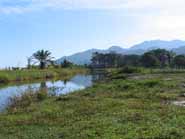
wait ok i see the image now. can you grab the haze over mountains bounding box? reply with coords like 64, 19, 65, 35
56, 40, 185, 65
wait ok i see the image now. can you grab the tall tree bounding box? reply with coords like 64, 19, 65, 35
33, 50, 54, 69
144, 49, 173, 68
27, 56, 33, 69
141, 52, 160, 68
61, 59, 73, 68
119, 55, 141, 67
173, 55, 185, 69
167, 51, 176, 67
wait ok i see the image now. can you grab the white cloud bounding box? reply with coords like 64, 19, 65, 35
123, 15, 185, 45
1, 0, 185, 45
0, 0, 185, 14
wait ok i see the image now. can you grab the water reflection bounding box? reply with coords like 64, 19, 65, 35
0, 74, 100, 111
91, 69, 107, 81
40, 82, 47, 89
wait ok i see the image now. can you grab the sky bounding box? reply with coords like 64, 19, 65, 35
0, 0, 185, 67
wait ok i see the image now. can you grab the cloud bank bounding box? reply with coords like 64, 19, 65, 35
0, 0, 185, 14
0, 0, 184, 45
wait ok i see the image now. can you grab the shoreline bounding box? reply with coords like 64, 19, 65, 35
0, 68, 88, 85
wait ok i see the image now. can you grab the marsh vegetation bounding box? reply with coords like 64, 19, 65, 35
0, 68, 185, 138
1, 49, 185, 138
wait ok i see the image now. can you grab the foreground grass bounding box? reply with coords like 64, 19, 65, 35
1, 72, 185, 138
0, 68, 87, 84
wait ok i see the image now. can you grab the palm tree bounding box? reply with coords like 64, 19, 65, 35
33, 50, 54, 69
27, 56, 33, 69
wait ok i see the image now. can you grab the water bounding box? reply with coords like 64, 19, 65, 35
0, 74, 101, 111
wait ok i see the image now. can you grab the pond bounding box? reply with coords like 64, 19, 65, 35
0, 73, 105, 112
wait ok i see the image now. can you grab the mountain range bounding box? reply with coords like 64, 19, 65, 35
56, 40, 185, 65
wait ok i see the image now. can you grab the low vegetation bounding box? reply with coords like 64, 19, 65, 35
1, 49, 185, 138
91, 49, 185, 69
1, 70, 185, 138
0, 68, 87, 84
0, 49, 87, 84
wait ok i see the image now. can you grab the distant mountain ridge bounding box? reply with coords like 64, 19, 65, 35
130, 40, 185, 50
56, 40, 185, 65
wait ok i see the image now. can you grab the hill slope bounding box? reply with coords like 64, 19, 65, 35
56, 40, 185, 65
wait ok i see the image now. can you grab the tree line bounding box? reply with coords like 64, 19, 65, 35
27, 50, 76, 70
91, 49, 185, 69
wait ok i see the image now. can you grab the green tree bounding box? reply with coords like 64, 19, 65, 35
91, 52, 105, 68
27, 56, 33, 69
118, 55, 141, 67
148, 49, 172, 68
61, 59, 73, 68
168, 51, 176, 67
33, 50, 54, 69
173, 55, 185, 69
141, 52, 160, 68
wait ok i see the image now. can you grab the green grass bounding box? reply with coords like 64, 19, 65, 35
1, 71, 185, 138
0, 68, 87, 84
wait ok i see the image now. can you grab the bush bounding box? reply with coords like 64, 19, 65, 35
37, 90, 48, 101
120, 66, 141, 74
144, 80, 160, 87
138, 80, 160, 87
0, 75, 9, 83
8, 92, 35, 113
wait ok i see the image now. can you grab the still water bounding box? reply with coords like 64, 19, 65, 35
0, 74, 104, 111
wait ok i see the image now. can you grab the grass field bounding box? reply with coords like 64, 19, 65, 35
0, 68, 87, 84
1, 70, 185, 138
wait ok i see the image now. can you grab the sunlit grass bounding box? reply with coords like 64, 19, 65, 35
1, 71, 185, 138
0, 68, 87, 84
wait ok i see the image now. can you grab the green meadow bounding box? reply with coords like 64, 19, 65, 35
0, 68, 87, 84
1, 1, 185, 138
1, 69, 185, 139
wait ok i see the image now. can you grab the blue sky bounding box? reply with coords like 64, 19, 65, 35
0, 0, 185, 67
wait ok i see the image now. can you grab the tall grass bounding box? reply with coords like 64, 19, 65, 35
0, 68, 87, 84
7, 87, 50, 113
1, 72, 185, 138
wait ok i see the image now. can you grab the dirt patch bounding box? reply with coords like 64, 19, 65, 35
172, 101, 185, 107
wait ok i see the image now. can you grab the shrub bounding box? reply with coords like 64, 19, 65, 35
37, 90, 48, 101
138, 80, 160, 87
0, 75, 9, 84
120, 66, 141, 74
8, 92, 35, 113
111, 74, 127, 80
